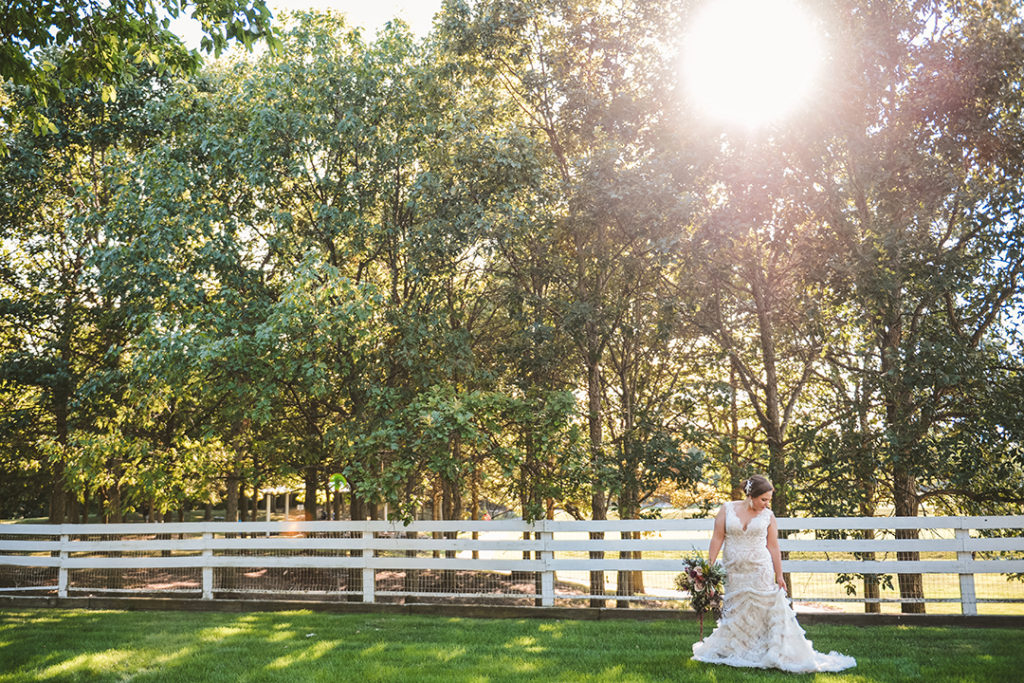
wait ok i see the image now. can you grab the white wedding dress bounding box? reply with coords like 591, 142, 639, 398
691, 502, 856, 673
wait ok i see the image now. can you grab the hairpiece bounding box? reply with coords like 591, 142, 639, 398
744, 479, 752, 495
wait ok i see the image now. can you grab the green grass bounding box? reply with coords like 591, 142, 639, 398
0, 609, 1021, 682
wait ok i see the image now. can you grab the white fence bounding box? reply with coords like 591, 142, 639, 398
1, 516, 1022, 615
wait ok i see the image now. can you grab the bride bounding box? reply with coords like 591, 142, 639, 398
692, 475, 856, 673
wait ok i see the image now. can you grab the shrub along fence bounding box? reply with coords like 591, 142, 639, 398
1, 516, 1021, 614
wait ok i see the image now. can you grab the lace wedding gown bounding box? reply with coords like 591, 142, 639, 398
691, 502, 856, 673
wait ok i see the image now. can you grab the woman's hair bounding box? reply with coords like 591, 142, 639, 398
743, 475, 774, 498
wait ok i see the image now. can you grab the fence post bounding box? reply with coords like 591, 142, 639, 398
955, 524, 977, 616
57, 531, 69, 598
539, 525, 554, 607
362, 528, 375, 603
202, 532, 213, 600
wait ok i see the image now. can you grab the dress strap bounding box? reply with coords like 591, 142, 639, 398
724, 501, 739, 523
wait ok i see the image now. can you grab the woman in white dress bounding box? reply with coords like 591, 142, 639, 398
692, 475, 856, 673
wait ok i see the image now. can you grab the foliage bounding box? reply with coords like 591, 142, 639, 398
0, 62, 187, 521
2, 1, 1023, 532
0, 0, 280, 139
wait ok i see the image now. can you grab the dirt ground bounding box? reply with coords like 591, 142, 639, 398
0, 565, 680, 608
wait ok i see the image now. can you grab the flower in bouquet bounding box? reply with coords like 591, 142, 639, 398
675, 555, 726, 637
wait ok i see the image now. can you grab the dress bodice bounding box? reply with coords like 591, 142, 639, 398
722, 502, 772, 569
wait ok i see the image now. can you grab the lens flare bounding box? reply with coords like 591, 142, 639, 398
682, 0, 823, 128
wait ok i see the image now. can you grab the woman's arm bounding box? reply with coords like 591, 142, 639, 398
766, 514, 787, 592
708, 505, 727, 564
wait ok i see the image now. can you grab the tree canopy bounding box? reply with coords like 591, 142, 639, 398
2, 0, 1023, 611
0, 0, 279, 136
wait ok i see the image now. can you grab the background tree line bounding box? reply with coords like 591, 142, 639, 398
2, 0, 1023, 612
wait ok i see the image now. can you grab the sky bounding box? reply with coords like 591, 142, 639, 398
170, 0, 446, 51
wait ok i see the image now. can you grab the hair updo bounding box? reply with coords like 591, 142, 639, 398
743, 475, 774, 498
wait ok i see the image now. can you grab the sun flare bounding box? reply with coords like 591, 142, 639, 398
682, 0, 823, 128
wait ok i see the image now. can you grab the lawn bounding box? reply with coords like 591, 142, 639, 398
0, 609, 1021, 682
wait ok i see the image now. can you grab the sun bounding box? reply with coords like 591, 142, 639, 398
682, 0, 823, 129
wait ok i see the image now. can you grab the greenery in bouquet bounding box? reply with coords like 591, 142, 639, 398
675, 555, 726, 637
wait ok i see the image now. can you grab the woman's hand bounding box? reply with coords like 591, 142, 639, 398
777, 578, 788, 594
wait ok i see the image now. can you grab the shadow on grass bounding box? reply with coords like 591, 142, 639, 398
0, 609, 1020, 682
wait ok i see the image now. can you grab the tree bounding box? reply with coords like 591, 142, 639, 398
806, 0, 1024, 611
440, 0, 698, 606
132, 11, 550, 527
0, 0, 279, 139
683, 114, 870, 525
0, 63, 188, 522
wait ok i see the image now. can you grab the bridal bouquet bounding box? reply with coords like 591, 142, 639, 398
675, 555, 726, 637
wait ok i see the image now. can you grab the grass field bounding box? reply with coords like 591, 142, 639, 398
0, 609, 1021, 682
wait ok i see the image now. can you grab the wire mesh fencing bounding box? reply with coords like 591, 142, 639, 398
0, 528, 58, 593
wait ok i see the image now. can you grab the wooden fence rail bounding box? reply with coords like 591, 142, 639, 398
1, 516, 1021, 614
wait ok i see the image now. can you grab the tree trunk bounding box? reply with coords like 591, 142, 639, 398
856, 394, 881, 613
894, 465, 925, 613
534, 502, 556, 607
225, 472, 240, 523
403, 528, 418, 602
250, 483, 259, 522
304, 467, 318, 521
513, 474, 534, 584
616, 483, 640, 608
880, 313, 925, 614
615, 369, 644, 608
615, 530, 633, 608
106, 476, 123, 524
752, 273, 789, 519
441, 473, 460, 594
401, 481, 419, 601
728, 359, 745, 501
347, 495, 365, 602
471, 466, 480, 560
48, 347, 72, 524
587, 359, 608, 608
861, 531, 881, 614
753, 274, 792, 594
48, 461, 68, 524
858, 497, 881, 614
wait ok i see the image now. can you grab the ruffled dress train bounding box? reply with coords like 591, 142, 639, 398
691, 503, 856, 673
